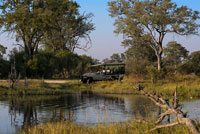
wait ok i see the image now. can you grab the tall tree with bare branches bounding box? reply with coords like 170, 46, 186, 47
108, 0, 200, 72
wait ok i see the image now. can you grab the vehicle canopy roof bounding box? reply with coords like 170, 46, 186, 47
91, 62, 125, 67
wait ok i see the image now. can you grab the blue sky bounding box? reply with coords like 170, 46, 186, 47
0, 0, 200, 61
75, 0, 200, 61
75, 0, 124, 61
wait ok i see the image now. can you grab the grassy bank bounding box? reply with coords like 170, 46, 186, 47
85, 75, 200, 98
22, 120, 192, 134
0, 80, 85, 95
0, 75, 200, 98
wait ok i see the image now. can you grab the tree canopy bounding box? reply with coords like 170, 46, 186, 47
0, 0, 95, 58
125, 43, 156, 76
0, 44, 7, 58
108, 0, 200, 71
163, 41, 188, 66
42, 0, 95, 52
190, 51, 200, 76
110, 53, 125, 63
0, 0, 46, 57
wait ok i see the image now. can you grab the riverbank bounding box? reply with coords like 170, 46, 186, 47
0, 79, 85, 95
22, 120, 192, 134
0, 75, 200, 98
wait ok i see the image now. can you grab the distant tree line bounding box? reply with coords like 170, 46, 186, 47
108, 41, 200, 80
0, 47, 98, 79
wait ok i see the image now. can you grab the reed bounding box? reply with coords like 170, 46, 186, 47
21, 120, 192, 134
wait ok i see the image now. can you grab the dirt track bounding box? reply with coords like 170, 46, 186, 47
0, 79, 78, 84
44, 80, 71, 84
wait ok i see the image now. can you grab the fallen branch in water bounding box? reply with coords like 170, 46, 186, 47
136, 85, 199, 134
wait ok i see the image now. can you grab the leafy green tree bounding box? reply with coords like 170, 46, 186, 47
0, 44, 7, 58
54, 50, 95, 78
108, 0, 199, 72
77, 55, 95, 75
9, 48, 28, 77
27, 50, 55, 78
0, 58, 9, 78
177, 62, 194, 75
0, 0, 94, 58
8, 48, 96, 78
163, 41, 188, 73
125, 43, 156, 76
0, 0, 47, 58
41, 0, 95, 52
110, 53, 122, 63
190, 51, 200, 76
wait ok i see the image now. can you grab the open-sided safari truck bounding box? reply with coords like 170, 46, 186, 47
80, 63, 125, 83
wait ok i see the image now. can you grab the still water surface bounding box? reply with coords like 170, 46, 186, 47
0, 93, 200, 134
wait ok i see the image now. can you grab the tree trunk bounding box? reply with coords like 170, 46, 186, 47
157, 54, 162, 72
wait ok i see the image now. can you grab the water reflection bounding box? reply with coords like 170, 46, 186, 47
0, 94, 173, 134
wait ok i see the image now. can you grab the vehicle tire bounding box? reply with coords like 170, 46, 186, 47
87, 78, 93, 84
82, 78, 87, 84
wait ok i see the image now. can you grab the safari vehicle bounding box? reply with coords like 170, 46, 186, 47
80, 63, 125, 83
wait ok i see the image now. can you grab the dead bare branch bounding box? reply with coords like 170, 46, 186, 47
136, 85, 199, 134
150, 122, 180, 132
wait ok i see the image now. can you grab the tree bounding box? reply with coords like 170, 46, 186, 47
163, 41, 188, 73
0, 0, 95, 58
190, 51, 200, 76
41, 0, 95, 52
110, 53, 123, 63
9, 47, 28, 77
0, 44, 7, 58
27, 50, 55, 78
125, 43, 156, 76
102, 58, 110, 64
75, 55, 96, 76
0, 0, 47, 58
0, 58, 9, 78
108, 0, 199, 72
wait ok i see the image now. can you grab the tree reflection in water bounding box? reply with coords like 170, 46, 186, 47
2, 94, 158, 133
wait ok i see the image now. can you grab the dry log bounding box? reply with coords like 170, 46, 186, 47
136, 85, 199, 134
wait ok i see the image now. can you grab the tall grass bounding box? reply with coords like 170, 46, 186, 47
21, 120, 191, 134
0, 79, 86, 95
0, 74, 200, 98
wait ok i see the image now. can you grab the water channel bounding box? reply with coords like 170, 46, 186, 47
0, 93, 200, 134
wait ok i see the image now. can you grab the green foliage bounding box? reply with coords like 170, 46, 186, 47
176, 62, 194, 75
0, 0, 95, 57
110, 53, 125, 63
164, 41, 188, 66
146, 66, 159, 82
0, 44, 7, 58
43, 0, 95, 52
27, 50, 55, 78
0, 0, 47, 57
6, 48, 95, 78
108, 0, 200, 71
110, 53, 122, 62
190, 51, 200, 76
125, 43, 156, 76
9, 48, 28, 77
0, 44, 8, 78
173, 51, 200, 76
102, 53, 125, 64
0, 58, 9, 78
